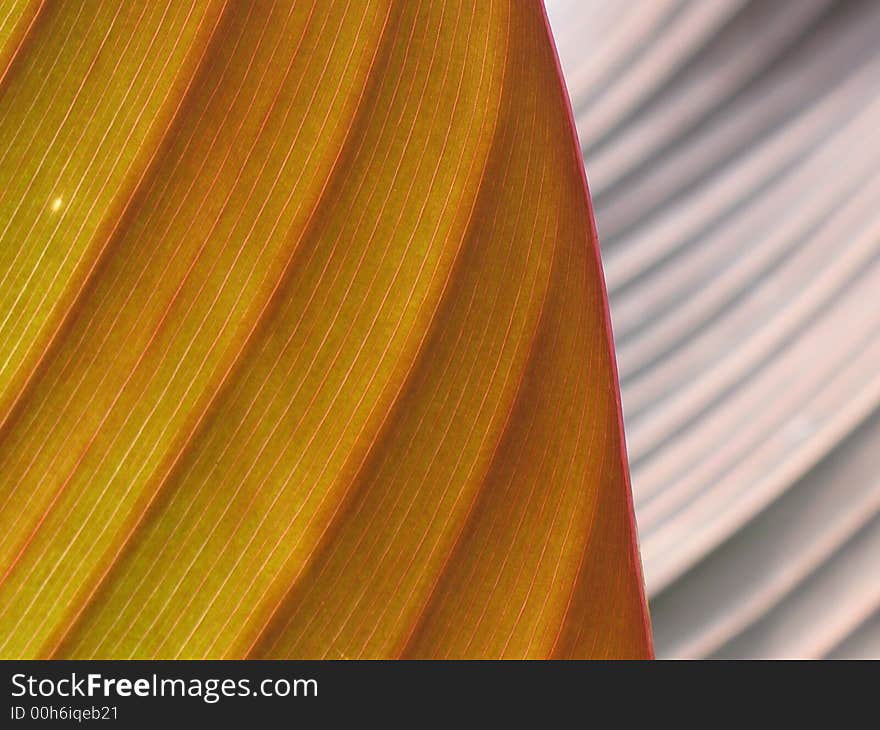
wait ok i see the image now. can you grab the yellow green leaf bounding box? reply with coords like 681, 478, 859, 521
0, 0, 651, 659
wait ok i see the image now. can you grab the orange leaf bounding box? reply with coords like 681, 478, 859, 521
0, 0, 651, 659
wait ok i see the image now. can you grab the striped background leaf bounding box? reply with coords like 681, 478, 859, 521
547, 0, 880, 658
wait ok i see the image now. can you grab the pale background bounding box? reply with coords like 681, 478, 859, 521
546, 0, 880, 658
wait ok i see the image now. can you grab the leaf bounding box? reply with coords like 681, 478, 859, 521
0, 1, 651, 659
